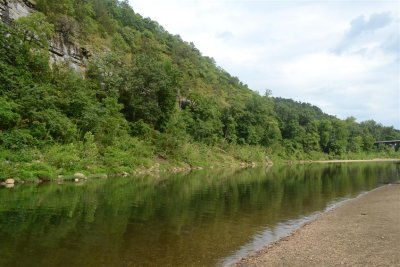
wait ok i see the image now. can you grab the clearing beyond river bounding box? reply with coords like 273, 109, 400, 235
236, 183, 400, 267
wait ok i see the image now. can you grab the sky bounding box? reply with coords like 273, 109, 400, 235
129, 0, 400, 129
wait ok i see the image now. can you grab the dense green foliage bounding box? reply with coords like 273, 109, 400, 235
0, 0, 399, 180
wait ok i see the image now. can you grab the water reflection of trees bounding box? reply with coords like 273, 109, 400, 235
0, 163, 398, 267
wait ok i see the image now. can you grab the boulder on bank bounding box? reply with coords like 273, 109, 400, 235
5, 178, 15, 184
73, 173, 87, 179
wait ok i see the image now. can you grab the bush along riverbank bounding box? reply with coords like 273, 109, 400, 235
1, 135, 398, 184
0, 138, 270, 183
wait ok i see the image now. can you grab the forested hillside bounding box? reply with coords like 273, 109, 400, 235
0, 0, 399, 180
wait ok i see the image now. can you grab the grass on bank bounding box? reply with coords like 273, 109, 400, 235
0, 135, 398, 182
0, 136, 268, 182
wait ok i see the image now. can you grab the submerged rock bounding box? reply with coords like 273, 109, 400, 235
88, 173, 108, 179
5, 183, 14, 188
98, 173, 108, 179
119, 171, 129, 177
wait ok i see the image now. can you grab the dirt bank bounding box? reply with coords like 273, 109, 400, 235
236, 183, 400, 267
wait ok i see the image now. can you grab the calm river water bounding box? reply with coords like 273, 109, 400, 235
0, 162, 398, 267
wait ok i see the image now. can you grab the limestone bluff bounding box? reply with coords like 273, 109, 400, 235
0, 0, 90, 72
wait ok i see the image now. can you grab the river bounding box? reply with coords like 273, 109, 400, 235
0, 162, 398, 267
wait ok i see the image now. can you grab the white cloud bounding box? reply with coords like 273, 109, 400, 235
129, 0, 400, 129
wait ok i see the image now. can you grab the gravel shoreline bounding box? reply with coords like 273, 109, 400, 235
235, 183, 400, 267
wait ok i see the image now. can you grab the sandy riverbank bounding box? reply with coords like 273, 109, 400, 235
236, 183, 400, 267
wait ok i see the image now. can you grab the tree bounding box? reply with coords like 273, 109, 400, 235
0, 97, 20, 130
348, 136, 363, 153
15, 12, 55, 47
328, 120, 349, 155
54, 15, 80, 41
260, 119, 282, 147
119, 54, 180, 131
235, 94, 275, 145
362, 134, 375, 152
221, 107, 238, 144
319, 120, 332, 153
36, 0, 76, 18
182, 93, 223, 144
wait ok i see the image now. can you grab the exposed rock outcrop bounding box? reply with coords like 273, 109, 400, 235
0, 0, 35, 23
49, 34, 91, 73
0, 0, 90, 72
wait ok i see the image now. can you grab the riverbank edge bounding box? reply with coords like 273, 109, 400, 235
0, 143, 272, 183
0, 160, 265, 185
1, 155, 398, 184
235, 182, 400, 266
295, 158, 400, 164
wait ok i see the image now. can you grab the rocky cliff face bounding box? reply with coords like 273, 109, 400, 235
49, 31, 91, 73
0, 0, 90, 72
0, 0, 34, 22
